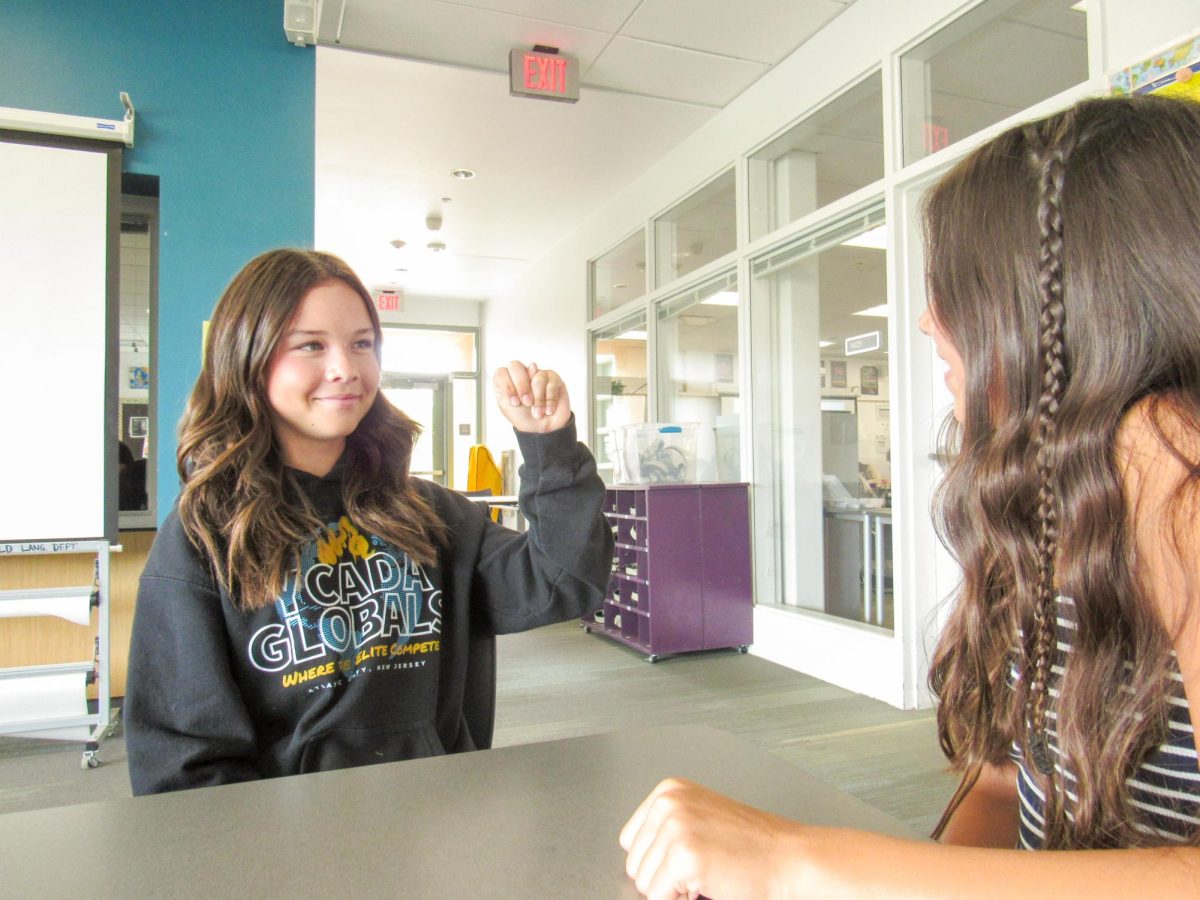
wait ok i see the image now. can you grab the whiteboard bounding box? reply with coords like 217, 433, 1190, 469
0, 133, 118, 542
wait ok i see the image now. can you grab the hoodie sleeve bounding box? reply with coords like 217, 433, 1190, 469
449, 415, 613, 634
124, 513, 261, 795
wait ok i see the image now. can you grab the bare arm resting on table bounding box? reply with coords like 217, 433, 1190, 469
937, 761, 1020, 849
619, 777, 1200, 899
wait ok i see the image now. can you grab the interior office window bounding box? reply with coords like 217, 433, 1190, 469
380, 326, 479, 489
118, 185, 159, 530
900, 0, 1088, 165
591, 311, 648, 485
589, 228, 647, 320
654, 169, 736, 288
656, 272, 741, 483
749, 205, 893, 632
748, 71, 883, 242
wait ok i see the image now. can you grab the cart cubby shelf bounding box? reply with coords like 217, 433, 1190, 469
583, 482, 753, 662
0, 540, 119, 768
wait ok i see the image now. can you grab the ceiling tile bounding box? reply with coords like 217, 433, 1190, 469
622, 0, 852, 64
325, 0, 611, 72
585, 36, 769, 107
315, 48, 715, 297
434, 0, 644, 33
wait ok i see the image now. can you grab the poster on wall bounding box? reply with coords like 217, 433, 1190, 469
830, 360, 847, 389
860, 365, 879, 396
714, 352, 735, 384
128, 366, 149, 389
1109, 29, 1200, 100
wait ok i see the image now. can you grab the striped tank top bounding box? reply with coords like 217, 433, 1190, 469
1011, 595, 1200, 848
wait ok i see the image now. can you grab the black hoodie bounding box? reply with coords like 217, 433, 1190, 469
125, 421, 611, 794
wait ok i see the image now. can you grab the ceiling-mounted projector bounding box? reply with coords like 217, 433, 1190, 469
284, 0, 322, 47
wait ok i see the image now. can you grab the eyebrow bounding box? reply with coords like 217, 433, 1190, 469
285, 327, 375, 337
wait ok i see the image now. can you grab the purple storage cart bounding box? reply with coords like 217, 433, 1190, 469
583, 483, 753, 662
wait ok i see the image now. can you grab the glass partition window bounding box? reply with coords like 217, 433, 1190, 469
589, 228, 647, 320
901, 0, 1088, 165
750, 208, 893, 632
591, 312, 648, 485
654, 169, 736, 288
656, 273, 741, 483
748, 71, 883, 241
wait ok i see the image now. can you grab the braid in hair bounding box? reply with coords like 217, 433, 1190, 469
1026, 128, 1074, 777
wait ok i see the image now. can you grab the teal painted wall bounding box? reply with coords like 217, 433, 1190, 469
1, 1, 316, 520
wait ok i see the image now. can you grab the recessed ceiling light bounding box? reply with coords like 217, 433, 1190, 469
450, 168, 476, 180
701, 291, 739, 307
390, 238, 406, 249
841, 224, 887, 250
613, 283, 628, 289
617, 329, 647, 340
427, 241, 447, 252
853, 304, 889, 318
819, 340, 834, 348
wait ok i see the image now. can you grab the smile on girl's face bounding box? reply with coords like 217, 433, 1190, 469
266, 279, 380, 476
918, 306, 966, 424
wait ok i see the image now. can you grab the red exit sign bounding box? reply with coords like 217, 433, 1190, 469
374, 291, 403, 312
923, 122, 950, 154
509, 47, 579, 103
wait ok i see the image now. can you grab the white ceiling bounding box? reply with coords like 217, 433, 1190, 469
309, 0, 861, 300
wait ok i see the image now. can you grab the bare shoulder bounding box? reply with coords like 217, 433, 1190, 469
1117, 396, 1200, 763
1115, 395, 1200, 510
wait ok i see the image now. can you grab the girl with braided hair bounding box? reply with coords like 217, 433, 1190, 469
619, 95, 1200, 897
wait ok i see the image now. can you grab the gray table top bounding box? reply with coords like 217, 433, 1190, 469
0, 724, 921, 897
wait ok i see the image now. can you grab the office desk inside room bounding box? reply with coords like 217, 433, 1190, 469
0, 725, 921, 897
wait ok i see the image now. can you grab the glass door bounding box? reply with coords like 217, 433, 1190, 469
382, 376, 449, 486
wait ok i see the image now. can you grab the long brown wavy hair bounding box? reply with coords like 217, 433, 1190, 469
925, 96, 1200, 847
176, 249, 446, 610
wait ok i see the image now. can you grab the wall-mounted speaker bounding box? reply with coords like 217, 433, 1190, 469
284, 0, 320, 47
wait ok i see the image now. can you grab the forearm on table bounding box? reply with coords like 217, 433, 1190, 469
937, 762, 1019, 848
790, 826, 1200, 898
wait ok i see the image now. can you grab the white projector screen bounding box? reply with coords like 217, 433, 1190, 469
0, 131, 119, 543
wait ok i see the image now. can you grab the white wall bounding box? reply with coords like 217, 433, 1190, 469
1102, 0, 1200, 67
483, 237, 595, 451
377, 293, 480, 328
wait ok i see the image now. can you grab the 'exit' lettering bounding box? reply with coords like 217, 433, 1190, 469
524, 54, 567, 94
509, 48, 579, 103
923, 123, 950, 154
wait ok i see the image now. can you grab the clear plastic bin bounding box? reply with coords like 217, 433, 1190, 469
617, 423, 699, 484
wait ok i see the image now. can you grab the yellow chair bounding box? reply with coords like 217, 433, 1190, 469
467, 445, 503, 522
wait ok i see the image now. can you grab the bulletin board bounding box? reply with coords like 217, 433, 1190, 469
1109, 28, 1200, 99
